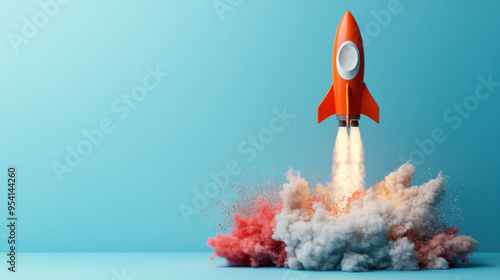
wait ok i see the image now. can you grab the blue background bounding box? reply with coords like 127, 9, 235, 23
0, 0, 499, 253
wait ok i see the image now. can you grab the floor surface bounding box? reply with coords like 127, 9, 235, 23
1, 252, 498, 280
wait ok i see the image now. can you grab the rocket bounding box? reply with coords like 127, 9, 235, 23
318, 11, 379, 128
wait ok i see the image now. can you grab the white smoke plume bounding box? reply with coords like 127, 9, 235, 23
272, 129, 477, 271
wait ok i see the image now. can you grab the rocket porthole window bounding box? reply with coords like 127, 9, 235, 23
336, 41, 360, 80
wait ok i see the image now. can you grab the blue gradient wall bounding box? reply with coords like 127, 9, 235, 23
0, 0, 499, 252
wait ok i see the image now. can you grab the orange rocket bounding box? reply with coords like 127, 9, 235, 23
318, 11, 379, 128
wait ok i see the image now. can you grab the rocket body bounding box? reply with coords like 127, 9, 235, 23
318, 11, 379, 128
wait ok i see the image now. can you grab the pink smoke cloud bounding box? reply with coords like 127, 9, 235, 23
207, 199, 286, 267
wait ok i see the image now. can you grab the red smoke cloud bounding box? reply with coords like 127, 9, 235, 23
207, 199, 286, 267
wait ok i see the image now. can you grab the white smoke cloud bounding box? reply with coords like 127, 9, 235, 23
273, 163, 476, 271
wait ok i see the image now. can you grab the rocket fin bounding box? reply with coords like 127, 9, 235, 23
318, 83, 336, 124
360, 83, 379, 124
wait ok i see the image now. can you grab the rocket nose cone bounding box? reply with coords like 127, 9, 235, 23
341, 10, 356, 25
338, 10, 362, 45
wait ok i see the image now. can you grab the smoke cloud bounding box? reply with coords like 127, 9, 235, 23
207, 199, 286, 267
208, 128, 477, 271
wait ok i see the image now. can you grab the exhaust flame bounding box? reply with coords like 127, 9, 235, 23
332, 127, 365, 212
207, 128, 477, 271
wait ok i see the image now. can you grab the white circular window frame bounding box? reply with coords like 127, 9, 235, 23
336, 41, 360, 80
